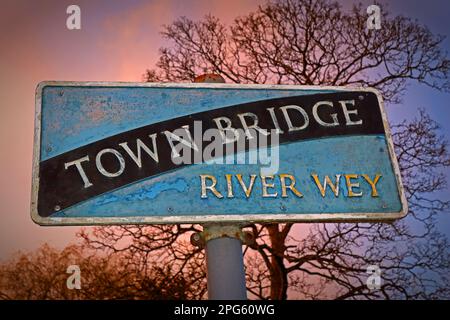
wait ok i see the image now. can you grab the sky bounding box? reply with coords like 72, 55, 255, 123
0, 0, 449, 261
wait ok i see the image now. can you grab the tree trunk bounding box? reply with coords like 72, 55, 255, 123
266, 224, 288, 300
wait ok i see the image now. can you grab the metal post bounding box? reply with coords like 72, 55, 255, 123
203, 224, 247, 300
192, 74, 248, 300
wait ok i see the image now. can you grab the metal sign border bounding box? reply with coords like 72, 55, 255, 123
31, 81, 408, 226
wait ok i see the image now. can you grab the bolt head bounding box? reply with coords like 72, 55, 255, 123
190, 232, 203, 247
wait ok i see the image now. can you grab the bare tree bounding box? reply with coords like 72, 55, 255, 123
0, 244, 197, 300
80, 225, 207, 299
82, 0, 450, 299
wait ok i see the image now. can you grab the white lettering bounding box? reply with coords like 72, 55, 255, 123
280, 105, 309, 132
119, 134, 159, 168
96, 148, 125, 177
64, 155, 92, 188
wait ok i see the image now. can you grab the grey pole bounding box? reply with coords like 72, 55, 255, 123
193, 74, 248, 300
203, 224, 248, 300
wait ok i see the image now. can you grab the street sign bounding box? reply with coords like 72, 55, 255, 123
31, 82, 407, 225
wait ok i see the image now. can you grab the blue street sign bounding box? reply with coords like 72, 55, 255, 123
31, 82, 407, 225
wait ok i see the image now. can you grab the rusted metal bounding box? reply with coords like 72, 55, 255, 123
194, 74, 225, 83
190, 224, 256, 248
190, 232, 205, 248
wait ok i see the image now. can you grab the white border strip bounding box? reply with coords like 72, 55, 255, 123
31, 81, 408, 226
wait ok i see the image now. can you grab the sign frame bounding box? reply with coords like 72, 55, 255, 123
31, 81, 408, 226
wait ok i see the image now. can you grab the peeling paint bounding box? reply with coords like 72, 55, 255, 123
95, 178, 189, 205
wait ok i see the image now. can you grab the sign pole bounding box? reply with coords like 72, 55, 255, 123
190, 224, 250, 299
203, 224, 248, 300
193, 74, 248, 300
